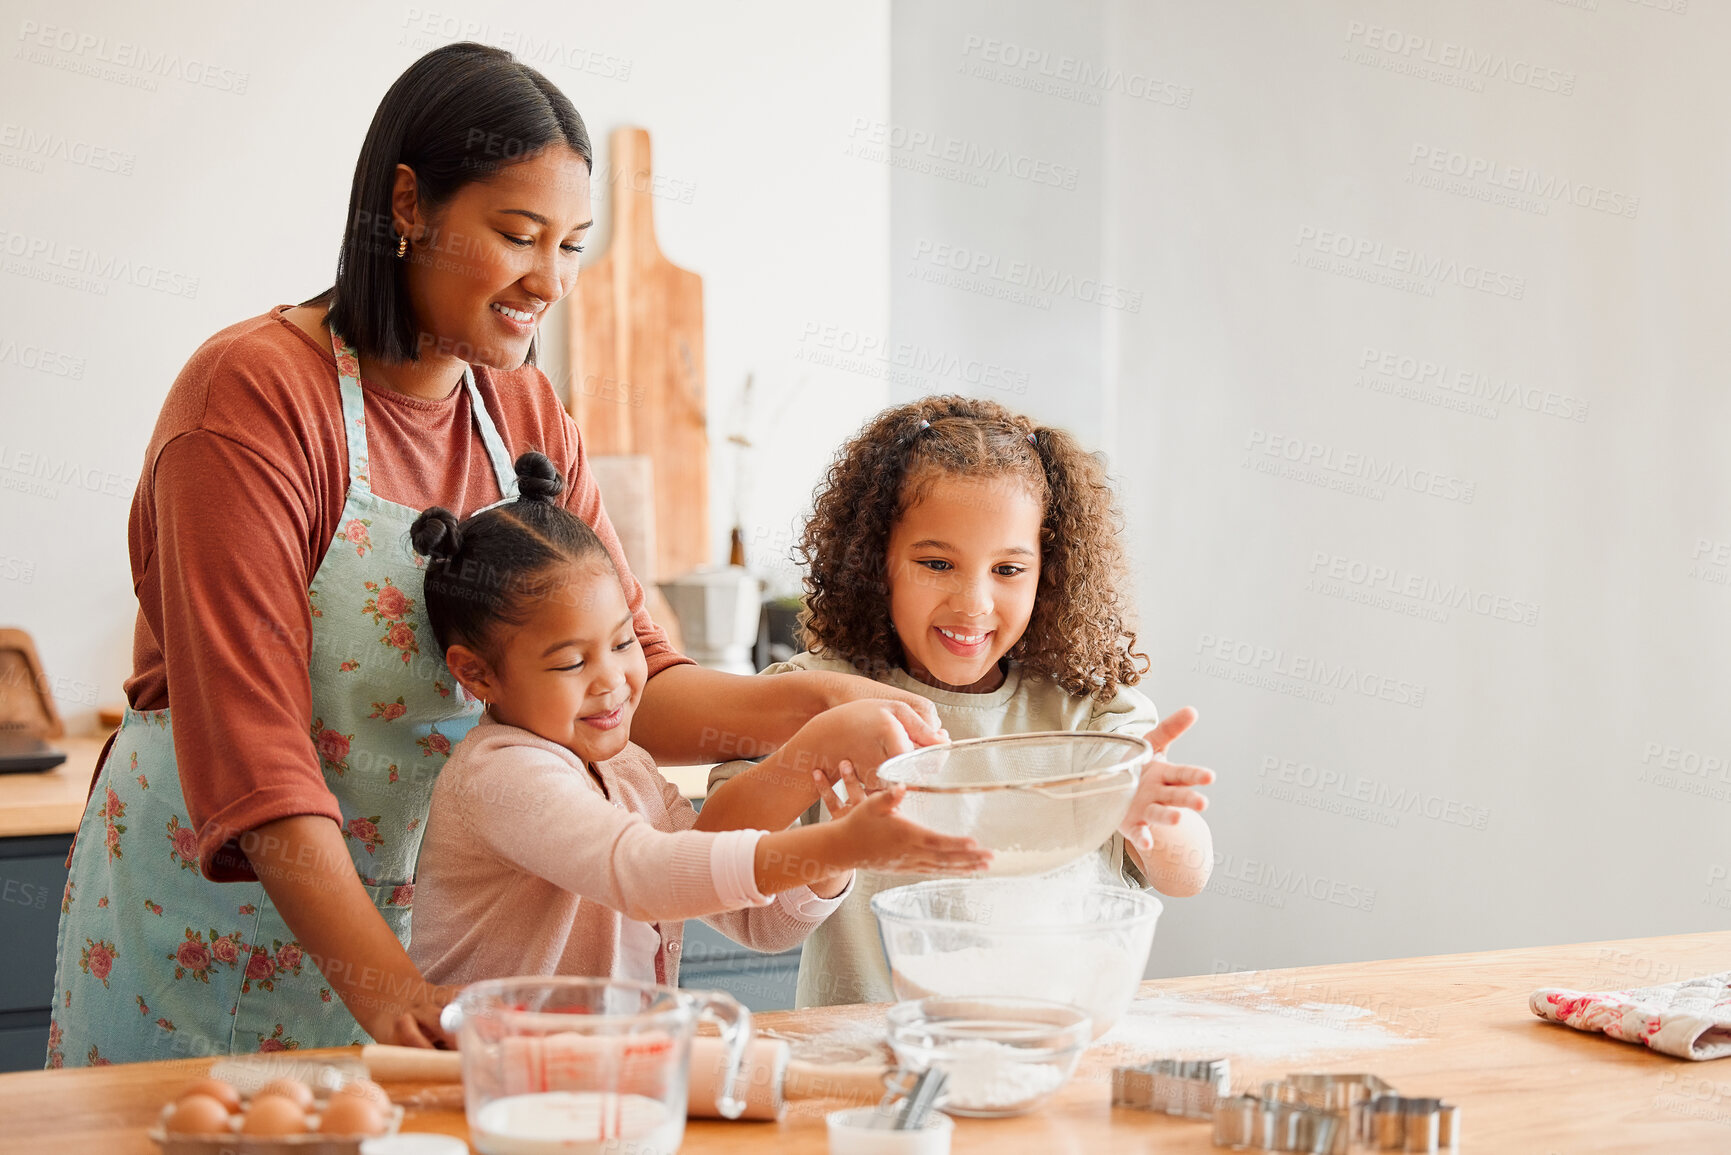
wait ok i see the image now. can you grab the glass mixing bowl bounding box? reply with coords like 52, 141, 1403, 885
871, 878, 1162, 1040
885, 996, 1091, 1118
874, 731, 1151, 878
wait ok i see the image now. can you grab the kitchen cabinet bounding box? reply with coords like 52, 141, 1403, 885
0, 833, 72, 1072
676, 786, 803, 1011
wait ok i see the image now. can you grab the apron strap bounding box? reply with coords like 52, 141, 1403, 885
328, 327, 519, 503
464, 368, 520, 501
328, 328, 373, 493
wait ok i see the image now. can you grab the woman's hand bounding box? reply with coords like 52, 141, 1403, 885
805, 670, 945, 736
245, 815, 456, 1049
632, 665, 946, 765
1119, 707, 1215, 853
789, 697, 948, 792
695, 698, 947, 834
365, 979, 461, 1050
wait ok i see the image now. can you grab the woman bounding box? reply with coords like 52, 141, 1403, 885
49, 42, 940, 1067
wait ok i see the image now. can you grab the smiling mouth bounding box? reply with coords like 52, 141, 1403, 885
934, 626, 992, 654
491, 302, 538, 325
581, 704, 626, 730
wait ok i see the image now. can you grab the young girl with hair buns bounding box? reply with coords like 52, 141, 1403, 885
701, 396, 1216, 1007
406, 452, 991, 987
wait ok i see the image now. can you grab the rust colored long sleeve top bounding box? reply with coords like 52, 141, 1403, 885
121, 306, 688, 879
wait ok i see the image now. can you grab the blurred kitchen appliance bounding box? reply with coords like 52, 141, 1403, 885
659, 568, 763, 676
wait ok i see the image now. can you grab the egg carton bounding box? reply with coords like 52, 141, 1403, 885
148, 1102, 405, 1155
150, 1057, 402, 1155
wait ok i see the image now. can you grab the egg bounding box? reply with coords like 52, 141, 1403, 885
178, 1078, 242, 1113
333, 1078, 393, 1112
317, 1093, 385, 1136
240, 1093, 310, 1136
165, 1093, 232, 1134
256, 1077, 315, 1109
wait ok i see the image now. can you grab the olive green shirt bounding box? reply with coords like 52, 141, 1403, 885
706, 651, 1159, 1008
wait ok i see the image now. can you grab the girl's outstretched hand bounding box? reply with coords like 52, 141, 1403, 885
1120, 706, 1216, 853
823, 762, 993, 874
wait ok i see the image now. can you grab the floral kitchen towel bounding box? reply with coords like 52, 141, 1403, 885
1530, 971, 1731, 1060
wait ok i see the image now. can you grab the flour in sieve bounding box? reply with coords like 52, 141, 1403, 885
974, 847, 1095, 877
929, 1039, 1068, 1111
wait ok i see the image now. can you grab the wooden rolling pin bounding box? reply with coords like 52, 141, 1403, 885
362, 1038, 886, 1120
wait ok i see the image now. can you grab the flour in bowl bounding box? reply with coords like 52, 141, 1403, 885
931, 1038, 1070, 1112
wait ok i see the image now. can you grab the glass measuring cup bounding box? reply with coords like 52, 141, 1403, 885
441, 977, 751, 1155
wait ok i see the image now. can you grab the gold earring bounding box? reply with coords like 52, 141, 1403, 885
395, 233, 408, 259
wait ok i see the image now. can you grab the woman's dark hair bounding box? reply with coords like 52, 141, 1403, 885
307, 42, 592, 365
798, 395, 1148, 703
411, 452, 613, 657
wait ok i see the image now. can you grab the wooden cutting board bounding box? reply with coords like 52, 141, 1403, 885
569, 127, 709, 582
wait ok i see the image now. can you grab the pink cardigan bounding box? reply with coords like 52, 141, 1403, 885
410, 716, 844, 987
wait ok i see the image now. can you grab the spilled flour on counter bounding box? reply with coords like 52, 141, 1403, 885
1091, 992, 1424, 1063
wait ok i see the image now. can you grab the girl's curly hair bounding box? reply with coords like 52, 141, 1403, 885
797, 395, 1147, 702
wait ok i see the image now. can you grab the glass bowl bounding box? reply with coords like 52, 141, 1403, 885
871, 878, 1162, 1039
874, 731, 1150, 877
885, 996, 1090, 1118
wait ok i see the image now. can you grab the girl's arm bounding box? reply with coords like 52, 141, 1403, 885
247, 814, 454, 1047
690, 773, 991, 957
632, 664, 944, 765
1126, 808, 1214, 896
692, 699, 947, 835
753, 774, 990, 892
467, 750, 986, 924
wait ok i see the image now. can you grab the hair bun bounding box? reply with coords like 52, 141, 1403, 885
514, 451, 564, 503
410, 506, 463, 562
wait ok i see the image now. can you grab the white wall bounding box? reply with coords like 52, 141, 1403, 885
894, 0, 1731, 978
0, 0, 891, 731
889, 0, 1110, 445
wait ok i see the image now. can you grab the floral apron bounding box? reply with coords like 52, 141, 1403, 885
47, 329, 517, 1067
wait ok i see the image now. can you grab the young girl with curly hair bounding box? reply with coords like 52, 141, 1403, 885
701, 395, 1216, 1007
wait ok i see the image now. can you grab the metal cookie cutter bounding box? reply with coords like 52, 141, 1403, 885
1210, 1075, 1459, 1154
1112, 1058, 1231, 1119
1210, 1093, 1342, 1153
1368, 1094, 1459, 1153
1263, 1074, 1393, 1150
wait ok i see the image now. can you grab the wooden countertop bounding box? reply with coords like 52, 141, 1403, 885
0, 734, 106, 839
0, 736, 711, 839
3, 930, 1727, 1152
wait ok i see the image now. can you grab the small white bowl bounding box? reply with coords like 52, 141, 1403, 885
825, 1105, 954, 1155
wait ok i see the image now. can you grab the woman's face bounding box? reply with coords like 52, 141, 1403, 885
402, 145, 592, 370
